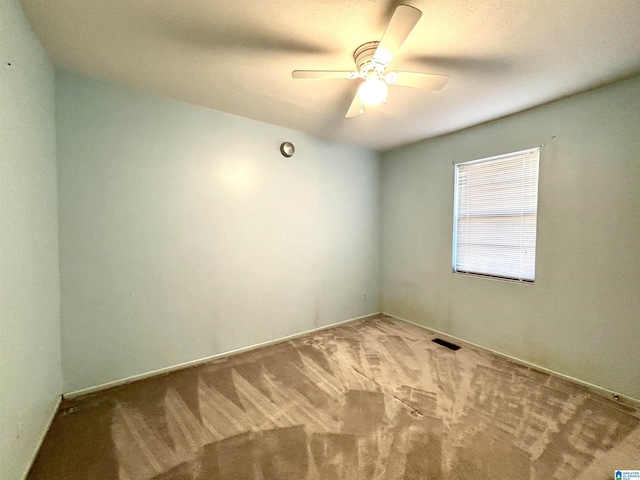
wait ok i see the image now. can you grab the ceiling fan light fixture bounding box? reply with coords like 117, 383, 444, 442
358, 75, 388, 106
291, 5, 446, 118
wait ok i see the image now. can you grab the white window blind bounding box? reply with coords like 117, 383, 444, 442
453, 148, 540, 282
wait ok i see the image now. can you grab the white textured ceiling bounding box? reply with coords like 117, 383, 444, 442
19, 0, 640, 151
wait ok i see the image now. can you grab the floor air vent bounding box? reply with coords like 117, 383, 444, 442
432, 338, 461, 351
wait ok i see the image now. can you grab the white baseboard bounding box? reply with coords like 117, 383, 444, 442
22, 395, 62, 480
63, 312, 382, 400
383, 312, 640, 410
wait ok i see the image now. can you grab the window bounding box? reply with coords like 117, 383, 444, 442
452, 147, 540, 282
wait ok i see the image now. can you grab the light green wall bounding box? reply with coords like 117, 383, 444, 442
382, 75, 640, 400
0, 1, 62, 479
56, 72, 381, 394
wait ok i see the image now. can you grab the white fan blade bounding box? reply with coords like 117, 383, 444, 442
292, 70, 357, 79
373, 5, 422, 66
385, 71, 449, 90
345, 92, 363, 118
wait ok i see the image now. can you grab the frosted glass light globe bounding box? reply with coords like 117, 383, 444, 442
358, 76, 388, 106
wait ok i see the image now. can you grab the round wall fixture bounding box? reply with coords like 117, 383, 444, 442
280, 142, 295, 157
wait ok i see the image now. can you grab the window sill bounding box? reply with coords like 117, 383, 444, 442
452, 271, 535, 285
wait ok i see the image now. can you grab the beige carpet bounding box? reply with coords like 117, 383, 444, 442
28, 315, 639, 479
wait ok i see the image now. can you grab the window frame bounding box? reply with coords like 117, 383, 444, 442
452, 147, 541, 284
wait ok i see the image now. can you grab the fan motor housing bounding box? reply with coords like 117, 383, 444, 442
353, 42, 382, 75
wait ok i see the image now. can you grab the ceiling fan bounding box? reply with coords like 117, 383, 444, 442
292, 5, 449, 118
